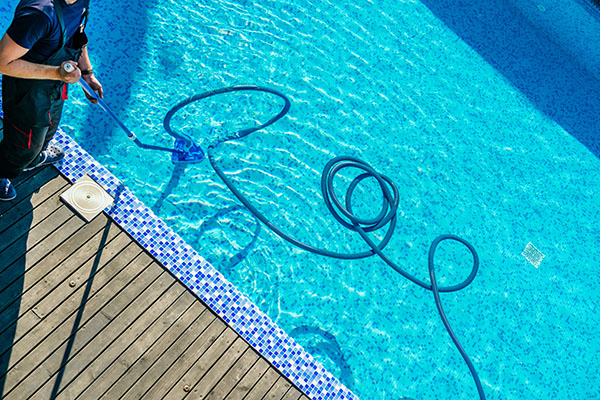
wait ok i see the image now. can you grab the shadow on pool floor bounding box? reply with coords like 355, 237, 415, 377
421, 0, 600, 159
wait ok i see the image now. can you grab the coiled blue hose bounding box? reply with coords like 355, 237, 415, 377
164, 85, 486, 399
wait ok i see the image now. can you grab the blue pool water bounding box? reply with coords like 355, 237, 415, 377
3, 0, 600, 398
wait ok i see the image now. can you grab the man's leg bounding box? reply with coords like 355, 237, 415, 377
44, 99, 63, 149
0, 82, 65, 199
0, 118, 51, 200
0, 120, 50, 178
24, 98, 65, 170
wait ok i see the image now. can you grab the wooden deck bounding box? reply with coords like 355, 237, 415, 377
0, 166, 309, 400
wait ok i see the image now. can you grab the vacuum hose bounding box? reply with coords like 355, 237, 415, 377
164, 85, 486, 399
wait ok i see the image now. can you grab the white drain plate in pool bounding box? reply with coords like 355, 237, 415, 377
60, 174, 113, 222
522, 242, 545, 268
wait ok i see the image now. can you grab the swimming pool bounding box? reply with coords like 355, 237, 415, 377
3, 0, 600, 398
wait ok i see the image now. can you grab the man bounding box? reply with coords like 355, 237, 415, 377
0, 0, 103, 201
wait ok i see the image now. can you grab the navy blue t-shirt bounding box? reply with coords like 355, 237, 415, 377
6, 0, 88, 63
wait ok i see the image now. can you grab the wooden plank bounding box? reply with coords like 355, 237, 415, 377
0, 227, 127, 358
98, 303, 212, 400
0, 205, 77, 271
0, 178, 67, 255
163, 335, 247, 400
133, 321, 235, 400
242, 366, 280, 400
15, 211, 104, 270
11, 165, 56, 187
0, 214, 91, 297
31, 234, 139, 319
18, 212, 108, 273
30, 266, 181, 400
263, 376, 293, 400
0, 167, 312, 400
118, 314, 225, 400
0, 226, 128, 345
204, 348, 260, 400
55, 290, 196, 400
10, 167, 47, 187
281, 388, 303, 400
0, 166, 59, 215
1, 258, 162, 400
154, 328, 239, 400
0, 247, 151, 390
225, 358, 270, 400
0, 211, 77, 279
0, 213, 107, 321
0, 174, 68, 234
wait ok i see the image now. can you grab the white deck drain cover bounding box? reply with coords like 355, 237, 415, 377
522, 242, 545, 268
60, 175, 113, 222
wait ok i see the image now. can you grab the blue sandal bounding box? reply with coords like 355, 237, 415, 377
0, 178, 16, 201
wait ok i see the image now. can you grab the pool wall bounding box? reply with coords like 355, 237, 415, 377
419, 0, 600, 161
506, 0, 600, 81
48, 129, 358, 400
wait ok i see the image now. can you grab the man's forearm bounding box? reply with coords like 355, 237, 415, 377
0, 33, 77, 81
78, 47, 92, 71
0, 58, 62, 80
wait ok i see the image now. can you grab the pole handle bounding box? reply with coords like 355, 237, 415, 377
63, 63, 75, 73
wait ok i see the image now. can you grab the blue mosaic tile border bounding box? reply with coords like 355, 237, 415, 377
50, 129, 359, 400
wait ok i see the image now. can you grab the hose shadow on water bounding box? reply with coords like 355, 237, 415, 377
151, 163, 187, 214
196, 204, 261, 276
152, 163, 261, 277
289, 325, 355, 391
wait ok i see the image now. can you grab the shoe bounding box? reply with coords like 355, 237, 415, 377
0, 178, 16, 201
24, 145, 65, 171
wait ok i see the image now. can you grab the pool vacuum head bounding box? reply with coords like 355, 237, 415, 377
171, 138, 205, 164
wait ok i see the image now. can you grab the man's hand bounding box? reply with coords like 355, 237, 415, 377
82, 72, 103, 104
58, 61, 80, 83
